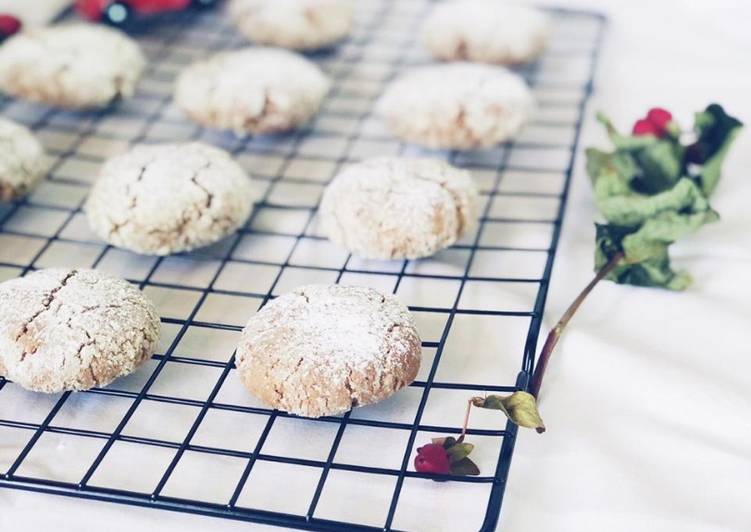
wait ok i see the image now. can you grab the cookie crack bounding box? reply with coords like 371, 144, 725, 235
16, 270, 79, 360
189, 161, 214, 210
107, 162, 151, 238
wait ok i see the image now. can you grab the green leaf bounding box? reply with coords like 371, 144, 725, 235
633, 139, 684, 193
594, 177, 715, 228
449, 457, 480, 476
472, 392, 546, 433
595, 223, 695, 291
596, 112, 657, 151
445, 443, 474, 463
698, 126, 740, 196
689, 104, 743, 195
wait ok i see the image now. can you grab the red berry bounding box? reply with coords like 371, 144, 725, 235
646, 107, 673, 130
632, 118, 659, 137
0, 14, 21, 37
414, 443, 451, 475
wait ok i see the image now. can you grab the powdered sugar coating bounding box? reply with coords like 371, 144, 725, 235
0, 269, 160, 393
0, 118, 45, 201
85, 142, 256, 256
0, 24, 145, 109
378, 63, 534, 149
421, 1, 550, 65
229, 0, 354, 51
237, 284, 421, 418
320, 157, 478, 260
175, 47, 331, 136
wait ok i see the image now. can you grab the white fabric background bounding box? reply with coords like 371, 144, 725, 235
0, 1, 749, 531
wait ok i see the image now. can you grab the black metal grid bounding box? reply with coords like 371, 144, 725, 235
0, 2, 605, 530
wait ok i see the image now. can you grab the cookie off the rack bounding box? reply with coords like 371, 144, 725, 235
0, 24, 145, 109
0, 269, 160, 393
378, 63, 534, 150
0, 118, 45, 201
236, 284, 421, 418
228, 0, 354, 51
175, 47, 330, 136
85, 142, 256, 256
320, 157, 478, 260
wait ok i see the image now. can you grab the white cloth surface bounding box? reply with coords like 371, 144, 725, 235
0, 1, 750, 531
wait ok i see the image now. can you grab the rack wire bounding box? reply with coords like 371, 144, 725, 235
0, 1, 605, 530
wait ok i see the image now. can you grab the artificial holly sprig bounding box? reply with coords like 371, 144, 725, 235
415, 104, 742, 477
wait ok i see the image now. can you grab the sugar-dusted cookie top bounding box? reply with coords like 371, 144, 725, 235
229, 0, 354, 51
0, 118, 45, 202
237, 284, 421, 418
175, 47, 330, 136
86, 142, 256, 256
0, 24, 145, 109
320, 157, 478, 260
0, 268, 160, 393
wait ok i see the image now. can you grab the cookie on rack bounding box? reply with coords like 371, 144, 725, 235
175, 47, 330, 136
378, 63, 534, 150
85, 142, 256, 256
228, 0, 354, 51
320, 157, 478, 260
0, 118, 45, 202
0, 268, 160, 393
236, 284, 421, 418
0, 24, 145, 110
421, 1, 550, 65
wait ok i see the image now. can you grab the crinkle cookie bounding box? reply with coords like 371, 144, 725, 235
421, 1, 550, 65
0, 118, 45, 201
86, 142, 256, 256
175, 47, 330, 136
378, 63, 534, 149
0, 24, 145, 109
0, 269, 160, 393
229, 0, 353, 51
237, 284, 421, 418
320, 157, 478, 260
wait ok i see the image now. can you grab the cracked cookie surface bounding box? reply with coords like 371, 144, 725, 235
378, 63, 534, 149
175, 47, 330, 136
0, 24, 145, 110
0, 268, 160, 393
237, 284, 421, 418
320, 157, 478, 259
85, 142, 256, 256
0, 118, 45, 202
421, 1, 550, 65
229, 0, 353, 51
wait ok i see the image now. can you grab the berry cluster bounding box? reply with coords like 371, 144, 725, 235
0, 14, 21, 40
631, 107, 673, 138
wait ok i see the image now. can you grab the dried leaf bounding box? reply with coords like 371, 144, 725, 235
446, 442, 474, 463
449, 457, 480, 476
472, 392, 546, 433
431, 436, 456, 448
689, 104, 743, 195
596, 224, 692, 290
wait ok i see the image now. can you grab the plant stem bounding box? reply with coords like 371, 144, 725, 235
457, 398, 474, 444
529, 252, 624, 398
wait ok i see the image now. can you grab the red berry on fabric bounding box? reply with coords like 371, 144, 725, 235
646, 107, 673, 130
414, 443, 451, 474
632, 118, 659, 136
0, 14, 21, 37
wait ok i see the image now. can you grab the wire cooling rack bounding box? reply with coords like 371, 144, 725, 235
0, 2, 605, 531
